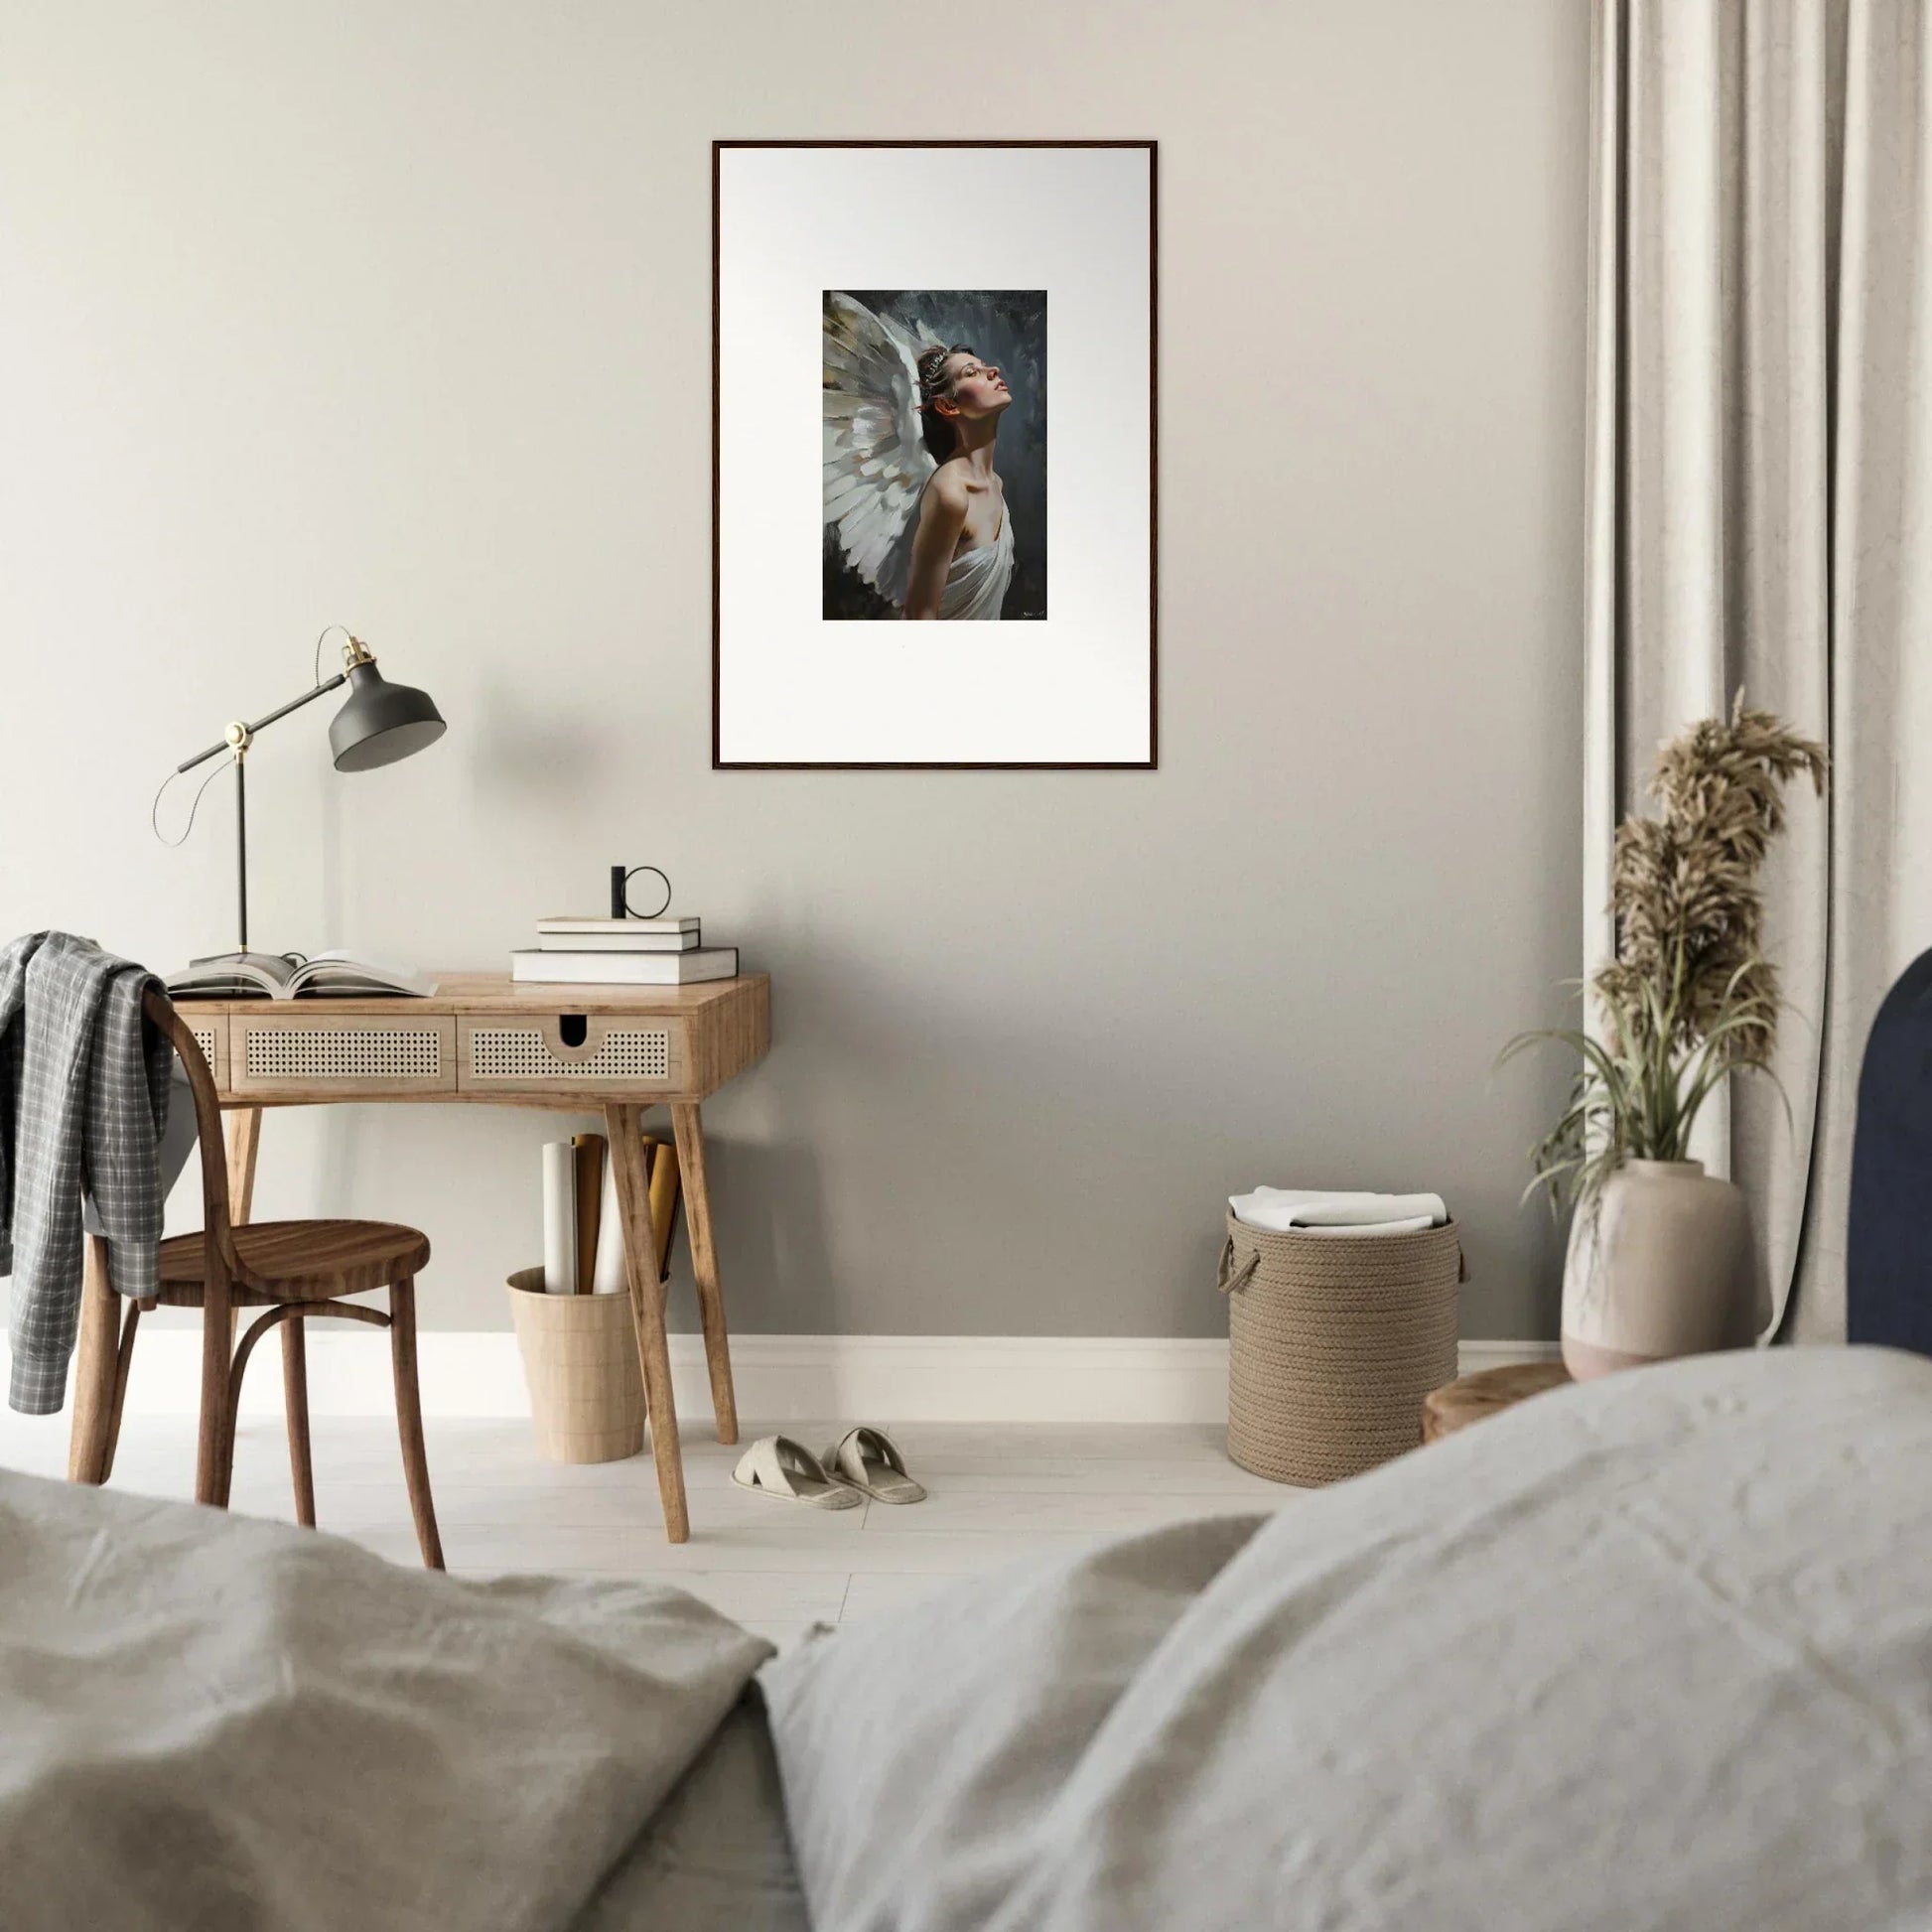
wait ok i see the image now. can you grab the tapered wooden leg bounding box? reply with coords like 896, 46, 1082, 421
387, 1277, 443, 1569
222, 1108, 261, 1352
607, 1103, 689, 1542
670, 1103, 738, 1447
196, 1276, 234, 1506
98, 1299, 143, 1485
224, 1106, 261, 1221
283, 1317, 316, 1527
67, 1235, 120, 1483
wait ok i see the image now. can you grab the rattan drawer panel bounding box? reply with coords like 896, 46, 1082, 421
459, 1014, 686, 1092
180, 1015, 228, 1089
230, 1014, 457, 1093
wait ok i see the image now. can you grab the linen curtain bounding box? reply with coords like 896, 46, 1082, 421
1585, 0, 1932, 1343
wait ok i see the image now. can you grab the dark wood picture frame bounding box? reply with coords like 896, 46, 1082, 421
712, 138, 1159, 771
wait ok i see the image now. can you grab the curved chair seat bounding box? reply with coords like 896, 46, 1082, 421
157, 1219, 431, 1303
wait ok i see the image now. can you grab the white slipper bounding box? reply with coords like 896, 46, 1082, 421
822, 1426, 926, 1505
732, 1436, 862, 1509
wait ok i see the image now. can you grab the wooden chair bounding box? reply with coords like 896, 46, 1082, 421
68, 988, 444, 1568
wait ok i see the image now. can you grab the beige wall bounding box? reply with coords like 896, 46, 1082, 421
0, 0, 1588, 1338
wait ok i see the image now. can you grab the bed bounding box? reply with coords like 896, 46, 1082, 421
6, 1345, 1931, 1930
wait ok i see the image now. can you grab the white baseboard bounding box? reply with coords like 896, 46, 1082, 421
38, 1331, 1562, 1427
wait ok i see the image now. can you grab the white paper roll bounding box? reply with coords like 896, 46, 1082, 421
541, 1141, 577, 1294
590, 1150, 628, 1294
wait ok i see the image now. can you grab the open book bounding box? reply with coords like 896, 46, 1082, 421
164, 951, 439, 1001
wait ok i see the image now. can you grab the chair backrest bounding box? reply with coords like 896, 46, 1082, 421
142, 986, 243, 1287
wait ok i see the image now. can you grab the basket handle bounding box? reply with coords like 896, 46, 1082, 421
1216, 1237, 1260, 1297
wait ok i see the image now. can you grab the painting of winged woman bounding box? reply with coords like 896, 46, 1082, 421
823, 289, 1046, 621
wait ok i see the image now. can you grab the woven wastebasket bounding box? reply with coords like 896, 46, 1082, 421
506, 1268, 645, 1463
1217, 1214, 1463, 1485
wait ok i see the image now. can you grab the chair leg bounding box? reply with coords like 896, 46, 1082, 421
67, 1235, 119, 1483
196, 1284, 235, 1508
387, 1277, 443, 1570
282, 1317, 316, 1528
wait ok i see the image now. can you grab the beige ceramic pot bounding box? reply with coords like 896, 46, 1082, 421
1560, 1159, 1753, 1379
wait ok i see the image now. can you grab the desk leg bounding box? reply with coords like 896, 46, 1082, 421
224, 1107, 261, 1222
224, 1108, 261, 1354
196, 1269, 233, 1506
607, 1103, 689, 1542
67, 1235, 118, 1483
670, 1102, 739, 1447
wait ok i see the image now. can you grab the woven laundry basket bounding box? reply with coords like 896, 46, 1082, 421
1218, 1213, 1463, 1485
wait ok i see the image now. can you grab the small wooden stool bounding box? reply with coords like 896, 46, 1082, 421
1421, 1361, 1573, 1443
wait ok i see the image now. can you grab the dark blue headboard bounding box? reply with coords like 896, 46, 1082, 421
1849, 947, 1932, 1353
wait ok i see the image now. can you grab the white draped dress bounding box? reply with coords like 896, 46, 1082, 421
935, 511, 1015, 621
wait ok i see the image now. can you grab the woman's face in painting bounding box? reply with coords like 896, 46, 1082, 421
937, 349, 1012, 423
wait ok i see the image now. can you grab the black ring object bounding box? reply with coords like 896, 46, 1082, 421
621, 866, 673, 919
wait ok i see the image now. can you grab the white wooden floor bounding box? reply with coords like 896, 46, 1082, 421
0, 1410, 1297, 1648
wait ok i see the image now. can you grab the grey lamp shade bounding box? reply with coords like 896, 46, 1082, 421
329, 661, 447, 771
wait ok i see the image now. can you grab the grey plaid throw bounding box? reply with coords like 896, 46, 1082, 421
1, 933, 173, 1414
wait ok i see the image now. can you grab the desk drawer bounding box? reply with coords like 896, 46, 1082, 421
230, 1013, 457, 1094
459, 1014, 686, 1093
179, 1015, 229, 1089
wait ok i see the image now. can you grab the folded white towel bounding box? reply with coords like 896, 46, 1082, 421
1228, 1187, 1448, 1237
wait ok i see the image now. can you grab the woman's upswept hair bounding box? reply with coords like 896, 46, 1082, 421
916, 343, 978, 462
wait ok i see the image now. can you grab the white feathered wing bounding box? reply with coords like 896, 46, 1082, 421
823, 292, 942, 611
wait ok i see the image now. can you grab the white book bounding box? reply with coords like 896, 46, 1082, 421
511, 947, 739, 986
536, 928, 700, 953
537, 915, 701, 934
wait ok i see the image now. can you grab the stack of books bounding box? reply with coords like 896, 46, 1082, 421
511, 915, 740, 985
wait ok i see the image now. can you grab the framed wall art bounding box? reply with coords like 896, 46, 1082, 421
713, 139, 1157, 768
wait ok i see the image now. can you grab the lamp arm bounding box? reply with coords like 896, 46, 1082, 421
174, 671, 348, 774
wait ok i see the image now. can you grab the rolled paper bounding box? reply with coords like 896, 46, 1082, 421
590, 1147, 628, 1294
541, 1140, 577, 1294
571, 1133, 606, 1294
646, 1136, 680, 1282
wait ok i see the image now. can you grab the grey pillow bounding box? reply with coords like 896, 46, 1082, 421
758, 1349, 1932, 1932
758, 1513, 1264, 1932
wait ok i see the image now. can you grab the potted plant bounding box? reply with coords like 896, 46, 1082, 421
1502, 698, 1828, 1378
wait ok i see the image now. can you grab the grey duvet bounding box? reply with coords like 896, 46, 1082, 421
6, 1346, 1932, 1930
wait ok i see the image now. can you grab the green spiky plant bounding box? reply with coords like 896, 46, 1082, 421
1500, 697, 1828, 1211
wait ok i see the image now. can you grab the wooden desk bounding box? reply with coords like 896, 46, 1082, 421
73, 972, 770, 1543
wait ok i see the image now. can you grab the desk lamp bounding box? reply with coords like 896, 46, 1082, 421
159, 627, 446, 971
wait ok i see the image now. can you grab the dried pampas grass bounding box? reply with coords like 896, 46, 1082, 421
1501, 695, 1827, 1208
1596, 697, 1827, 1065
